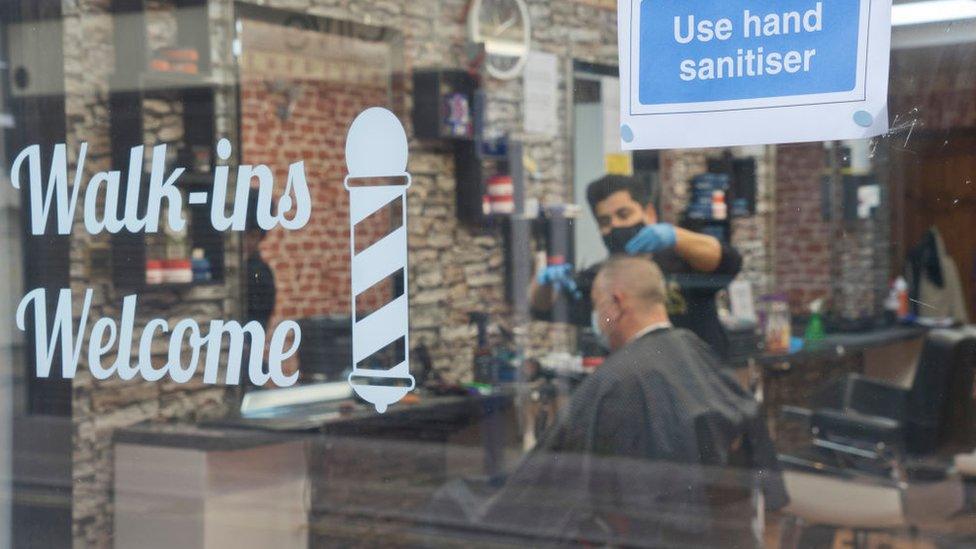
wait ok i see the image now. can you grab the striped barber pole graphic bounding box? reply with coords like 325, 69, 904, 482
344, 108, 415, 413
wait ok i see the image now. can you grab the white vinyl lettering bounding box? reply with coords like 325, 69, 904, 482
7, 108, 403, 393
15, 289, 302, 387
8, 140, 311, 237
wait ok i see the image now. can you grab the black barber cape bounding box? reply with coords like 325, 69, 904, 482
246, 252, 276, 329
436, 328, 787, 548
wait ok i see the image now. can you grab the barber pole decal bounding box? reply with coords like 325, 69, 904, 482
344, 107, 415, 413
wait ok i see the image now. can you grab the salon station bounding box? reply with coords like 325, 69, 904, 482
1, 0, 975, 548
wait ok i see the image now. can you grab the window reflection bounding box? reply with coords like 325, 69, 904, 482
0, 1, 973, 548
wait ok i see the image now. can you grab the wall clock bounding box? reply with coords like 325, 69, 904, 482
467, 0, 532, 80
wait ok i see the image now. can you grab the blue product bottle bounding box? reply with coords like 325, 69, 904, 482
191, 248, 211, 282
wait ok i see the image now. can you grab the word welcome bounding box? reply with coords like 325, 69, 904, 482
10, 138, 311, 236
16, 288, 300, 386
674, 2, 824, 82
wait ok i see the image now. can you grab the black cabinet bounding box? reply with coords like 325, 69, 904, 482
412, 69, 478, 141
413, 70, 528, 226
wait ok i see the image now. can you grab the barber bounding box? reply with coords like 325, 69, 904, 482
529, 174, 742, 359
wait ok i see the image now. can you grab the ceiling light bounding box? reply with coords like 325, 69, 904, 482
892, 0, 976, 26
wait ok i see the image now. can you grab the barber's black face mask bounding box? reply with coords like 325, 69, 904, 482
602, 222, 645, 254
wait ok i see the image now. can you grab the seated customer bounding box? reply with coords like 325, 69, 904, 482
477, 257, 787, 547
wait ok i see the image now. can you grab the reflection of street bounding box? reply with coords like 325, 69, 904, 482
0, 344, 13, 546
103, 400, 976, 548
0, 49, 18, 542
3, 344, 72, 547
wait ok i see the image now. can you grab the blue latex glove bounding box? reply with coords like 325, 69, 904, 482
624, 223, 677, 255
536, 264, 582, 300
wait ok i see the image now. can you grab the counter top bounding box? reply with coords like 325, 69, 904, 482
755, 325, 928, 368
113, 390, 514, 451
113, 422, 299, 452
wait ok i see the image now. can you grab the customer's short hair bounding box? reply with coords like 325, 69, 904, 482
595, 256, 667, 309
585, 174, 652, 213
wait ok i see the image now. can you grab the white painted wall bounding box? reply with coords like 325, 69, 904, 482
115, 443, 308, 549
573, 100, 607, 270
573, 74, 630, 270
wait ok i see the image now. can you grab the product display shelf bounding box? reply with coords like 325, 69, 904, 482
108, 0, 224, 290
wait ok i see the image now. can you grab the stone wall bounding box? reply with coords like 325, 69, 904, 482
829, 157, 891, 321
63, 1, 242, 547
56, 0, 899, 545
658, 149, 709, 224
731, 146, 777, 297
63, 0, 621, 545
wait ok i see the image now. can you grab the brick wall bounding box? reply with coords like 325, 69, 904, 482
773, 142, 891, 319
658, 149, 709, 223
239, 79, 391, 321
774, 143, 831, 313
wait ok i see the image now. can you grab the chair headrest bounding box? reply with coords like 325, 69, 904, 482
907, 328, 973, 417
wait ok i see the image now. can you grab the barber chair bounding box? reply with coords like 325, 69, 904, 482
778, 329, 976, 548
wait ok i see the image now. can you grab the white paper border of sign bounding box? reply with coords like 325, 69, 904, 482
617, 0, 891, 150
628, 0, 872, 115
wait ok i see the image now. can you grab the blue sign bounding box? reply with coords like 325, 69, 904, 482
638, 0, 861, 105
616, 0, 890, 149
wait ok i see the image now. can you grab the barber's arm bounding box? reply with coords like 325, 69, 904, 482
529, 276, 557, 313
673, 227, 723, 272
624, 223, 732, 274
529, 263, 581, 313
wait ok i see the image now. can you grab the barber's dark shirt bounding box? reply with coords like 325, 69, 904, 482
535, 244, 742, 359
246, 253, 276, 329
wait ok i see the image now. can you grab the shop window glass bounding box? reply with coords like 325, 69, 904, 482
0, 1, 974, 547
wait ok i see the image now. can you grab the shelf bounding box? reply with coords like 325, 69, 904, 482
107, 0, 223, 290
412, 70, 478, 141
685, 217, 732, 223
178, 171, 214, 187
109, 71, 217, 94
140, 71, 216, 90
116, 280, 223, 292
481, 213, 522, 225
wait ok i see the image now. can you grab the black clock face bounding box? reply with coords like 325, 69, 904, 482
478, 0, 524, 45
471, 0, 530, 79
